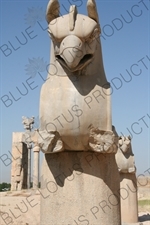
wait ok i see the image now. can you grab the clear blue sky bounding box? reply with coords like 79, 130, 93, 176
0, 0, 150, 182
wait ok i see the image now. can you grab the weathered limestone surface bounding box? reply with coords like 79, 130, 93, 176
122, 223, 141, 225
39, 0, 123, 224
11, 132, 28, 191
40, 152, 121, 225
22, 116, 35, 189
120, 173, 138, 224
39, 0, 114, 153
115, 136, 138, 224
33, 144, 40, 189
116, 136, 136, 174
22, 116, 34, 131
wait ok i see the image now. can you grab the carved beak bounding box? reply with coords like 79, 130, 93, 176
56, 35, 93, 72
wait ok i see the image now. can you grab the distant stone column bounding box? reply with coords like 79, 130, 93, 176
115, 136, 138, 224
33, 144, 40, 189
120, 173, 138, 224
27, 144, 32, 189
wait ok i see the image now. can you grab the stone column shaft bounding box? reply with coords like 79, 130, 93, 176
33, 145, 40, 189
120, 173, 138, 223
40, 152, 121, 225
27, 148, 31, 189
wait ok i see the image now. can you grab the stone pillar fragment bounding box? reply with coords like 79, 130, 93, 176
27, 146, 31, 189
33, 144, 40, 189
40, 152, 121, 225
22, 116, 35, 189
120, 173, 138, 224
11, 132, 28, 191
115, 136, 138, 224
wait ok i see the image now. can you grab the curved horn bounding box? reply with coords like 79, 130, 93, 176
46, 0, 60, 24
87, 0, 99, 24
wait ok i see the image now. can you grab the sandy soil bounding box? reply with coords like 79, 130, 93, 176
0, 178, 150, 225
0, 190, 40, 225
136, 176, 150, 225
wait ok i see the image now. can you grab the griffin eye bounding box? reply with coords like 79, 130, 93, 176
90, 28, 100, 39
48, 32, 62, 43
85, 27, 100, 43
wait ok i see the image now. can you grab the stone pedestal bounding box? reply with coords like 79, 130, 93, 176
33, 145, 40, 189
120, 173, 138, 224
40, 152, 121, 225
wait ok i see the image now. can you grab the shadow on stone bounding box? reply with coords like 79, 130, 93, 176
41, 152, 121, 224
45, 151, 119, 192
139, 214, 150, 222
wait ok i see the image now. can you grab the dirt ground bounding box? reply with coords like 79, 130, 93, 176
0, 177, 150, 225
137, 177, 150, 225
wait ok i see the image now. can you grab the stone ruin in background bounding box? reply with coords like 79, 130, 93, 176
11, 116, 40, 191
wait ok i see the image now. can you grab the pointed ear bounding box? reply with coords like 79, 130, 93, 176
87, 0, 99, 24
46, 0, 60, 24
